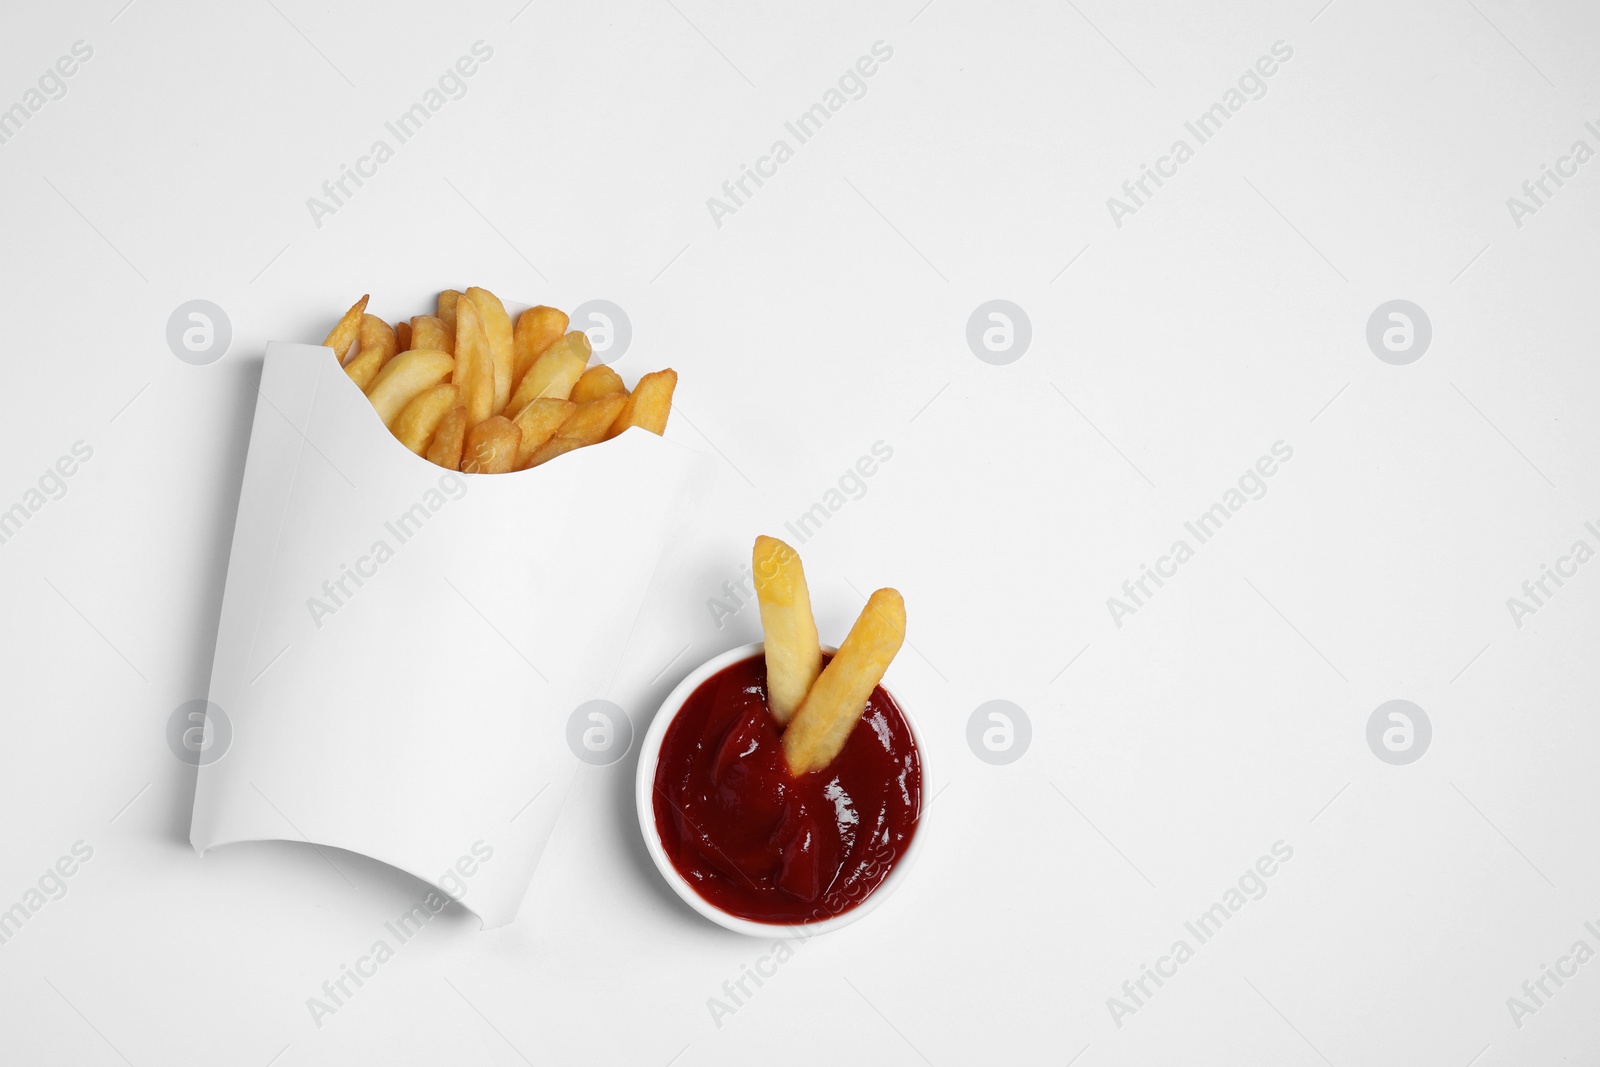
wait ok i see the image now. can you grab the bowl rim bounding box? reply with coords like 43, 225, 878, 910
634, 640, 928, 938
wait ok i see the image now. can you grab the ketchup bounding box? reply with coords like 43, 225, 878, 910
652, 653, 921, 924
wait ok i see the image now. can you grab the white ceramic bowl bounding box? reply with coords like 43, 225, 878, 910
636, 641, 927, 937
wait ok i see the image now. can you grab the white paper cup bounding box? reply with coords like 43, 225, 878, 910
636, 641, 927, 937
192, 341, 708, 927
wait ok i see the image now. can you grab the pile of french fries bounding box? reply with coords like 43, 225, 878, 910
751, 536, 906, 775
320, 290, 677, 474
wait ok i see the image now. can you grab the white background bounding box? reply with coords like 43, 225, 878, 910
2, 0, 1598, 1064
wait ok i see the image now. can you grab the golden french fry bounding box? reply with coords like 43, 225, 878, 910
361, 314, 397, 364
437, 290, 460, 335
465, 287, 515, 415
426, 406, 467, 470
395, 319, 412, 352
393, 383, 459, 455
752, 536, 822, 725
342, 350, 381, 391
453, 296, 495, 428
366, 349, 454, 426
512, 306, 568, 390
341, 314, 398, 391
606, 368, 676, 438
512, 398, 576, 469
322, 294, 370, 362
570, 365, 626, 405
507, 331, 591, 414
462, 415, 521, 474
527, 393, 628, 467
782, 588, 905, 776
411, 314, 451, 355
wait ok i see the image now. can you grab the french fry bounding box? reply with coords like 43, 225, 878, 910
322, 294, 370, 362
411, 314, 451, 355
395, 319, 412, 352
426, 406, 467, 470
343, 351, 379, 391
366, 349, 454, 426
527, 393, 628, 468
344, 358, 377, 392
360, 315, 398, 366
341, 314, 399, 391
506, 331, 591, 414
753, 536, 821, 725
462, 415, 521, 474
453, 296, 495, 428
512, 306, 568, 391
392, 383, 459, 455
511, 398, 576, 469
570, 365, 625, 404
437, 290, 460, 335
782, 588, 905, 776
605, 368, 676, 439
465, 287, 515, 415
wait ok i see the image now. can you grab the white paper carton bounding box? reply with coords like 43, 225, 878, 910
191, 341, 707, 927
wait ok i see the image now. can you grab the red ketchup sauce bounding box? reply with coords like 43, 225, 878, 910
653, 653, 921, 924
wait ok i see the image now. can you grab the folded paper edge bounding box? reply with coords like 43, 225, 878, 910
192, 833, 505, 929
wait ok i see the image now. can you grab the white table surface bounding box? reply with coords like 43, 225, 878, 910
3, 1, 1599, 1063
